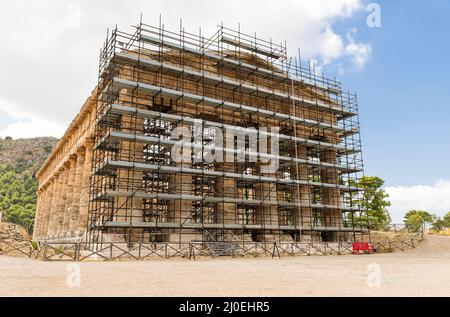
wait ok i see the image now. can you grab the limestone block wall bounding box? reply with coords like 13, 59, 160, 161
33, 90, 97, 241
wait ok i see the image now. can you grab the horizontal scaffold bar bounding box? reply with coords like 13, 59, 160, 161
99, 220, 363, 232
108, 77, 358, 137
99, 104, 361, 158
220, 36, 284, 59
93, 190, 362, 211
94, 159, 361, 193
95, 131, 363, 183
138, 33, 341, 95
111, 52, 355, 120
98, 104, 362, 158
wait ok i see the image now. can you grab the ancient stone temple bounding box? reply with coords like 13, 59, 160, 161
33, 21, 367, 244
33, 90, 96, 241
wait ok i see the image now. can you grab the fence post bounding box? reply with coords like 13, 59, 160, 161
28, 241, 33, 258
189, 243, 191, 260
138, 242, 142, 260
189, 243, 195, 260
43, 242, 48, 261
272, 242, 280, 259
75, 242, 80, 261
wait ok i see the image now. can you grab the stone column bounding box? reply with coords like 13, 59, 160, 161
214, 128, 239, 238
167, 123, 192, 241
292, 144, 313, 233
109, 83, 145, 234
215, 163, 236, 225
254, 179, 278, 239
320, 149, 343, 241
62, 156, 77, 236
42, 178, 55, 238
56, 163, 70, 236
49, 170, 63, 237
37, 185, 50, 238
254, 137, 278, 241
56, 161, 70, 236
79, 139, 94, 232
168, 173, 193, 222
38, 187, 49, 238
33, 189, 44, 240
113, 117, 143, 228
69, 147, 86, 233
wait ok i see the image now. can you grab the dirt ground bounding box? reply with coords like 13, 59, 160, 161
1, 235, 449, 297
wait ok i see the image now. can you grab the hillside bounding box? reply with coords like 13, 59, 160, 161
0, 136, 58, 233
0, 136, 58, 175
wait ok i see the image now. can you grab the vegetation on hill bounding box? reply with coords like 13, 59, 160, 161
0, 137, 57, 233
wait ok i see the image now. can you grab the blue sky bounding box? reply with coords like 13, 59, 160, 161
0, 0, 449, 221
333, 0, 450, 188
330, 0, 450, 221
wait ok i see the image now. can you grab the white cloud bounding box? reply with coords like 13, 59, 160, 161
344, 28, 372, 69
386, 180, 450, 223
0, 100, 65, 138
0, 0, 371, 138
0, 118, 65, 139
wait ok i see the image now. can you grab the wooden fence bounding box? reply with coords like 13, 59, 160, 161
0, 232, 425, 261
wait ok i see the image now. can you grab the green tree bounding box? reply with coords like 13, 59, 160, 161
431, 218, 447, 231
443, 212, 450, 228
404, 210, 433, 232
43, 145, 53, 153
0, 164, 37, 233
406, 213, 425, 232
349, 176, 391, 230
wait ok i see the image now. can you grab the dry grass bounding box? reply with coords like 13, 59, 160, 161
369, 230, 417, 243
0, 223, 29, 240
0, 223, 31, 257
428, 228, 450, 237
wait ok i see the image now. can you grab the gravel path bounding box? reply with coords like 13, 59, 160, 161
1, 235, 449, 296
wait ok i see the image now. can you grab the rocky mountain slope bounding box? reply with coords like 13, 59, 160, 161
0, 136, 58, 175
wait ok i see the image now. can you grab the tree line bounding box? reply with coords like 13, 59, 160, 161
0, 164, 37, 233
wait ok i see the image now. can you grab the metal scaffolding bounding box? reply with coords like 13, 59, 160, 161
88, 19, 368, 246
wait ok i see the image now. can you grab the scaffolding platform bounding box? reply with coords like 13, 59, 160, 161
88, 20, 368, 244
